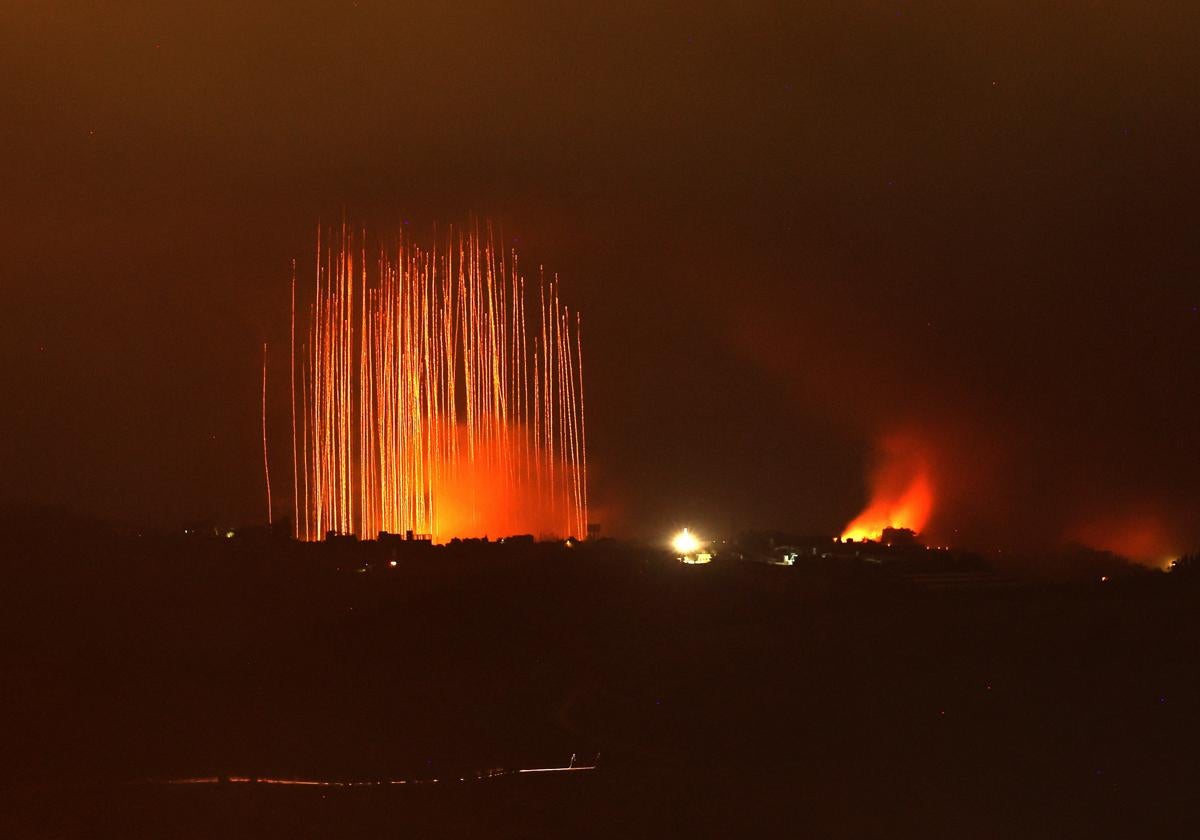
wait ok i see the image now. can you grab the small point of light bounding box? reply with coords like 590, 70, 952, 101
389, 559, 397, 567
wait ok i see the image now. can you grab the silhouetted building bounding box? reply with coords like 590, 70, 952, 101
378, 530, 432, 544
880, 527, 919, 548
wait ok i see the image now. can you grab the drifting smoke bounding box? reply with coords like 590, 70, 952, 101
1070, 513, 1180, 569
287, 224, 587, 542
841, 435, 933, 541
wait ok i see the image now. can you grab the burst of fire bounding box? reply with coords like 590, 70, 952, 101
287, 224, 587, 542
840, 437, 933, 542
671, 527, 712, 564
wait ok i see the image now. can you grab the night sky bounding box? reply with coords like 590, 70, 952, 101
3, 3, 1198, 558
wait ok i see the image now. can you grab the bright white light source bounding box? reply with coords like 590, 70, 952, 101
672, 528, 701, 556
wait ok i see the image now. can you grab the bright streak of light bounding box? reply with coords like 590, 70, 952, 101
262, 343, 273, 525
151, 759, 595, 788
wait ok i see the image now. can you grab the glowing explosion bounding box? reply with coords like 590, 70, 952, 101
671, 528, 701, 556
841, 436, 933, 542
287, 224, 587, 542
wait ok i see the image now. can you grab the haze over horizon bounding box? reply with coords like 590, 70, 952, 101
3, 3, 1198, 562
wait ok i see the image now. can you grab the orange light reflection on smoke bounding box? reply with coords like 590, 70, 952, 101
1071, 513, 1179, 568
841, 436, 933, 541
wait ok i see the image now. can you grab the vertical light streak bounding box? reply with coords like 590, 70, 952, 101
576, 313, 588, 538
290, 261, 299, 538
262, 342, 273, 526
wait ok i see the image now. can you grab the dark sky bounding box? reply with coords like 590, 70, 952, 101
3, 2, 1198, 558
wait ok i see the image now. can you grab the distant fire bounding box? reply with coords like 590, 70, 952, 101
841, 436, 933, 542
1070, 513, 1179, 568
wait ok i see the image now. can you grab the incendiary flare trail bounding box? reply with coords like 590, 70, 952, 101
288, 225, 587, 542
262, 342, 273, 526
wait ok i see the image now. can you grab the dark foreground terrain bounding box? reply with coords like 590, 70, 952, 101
3, 524, 1200, 837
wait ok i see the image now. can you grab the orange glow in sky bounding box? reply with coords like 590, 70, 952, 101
1071, 513, 1179, 568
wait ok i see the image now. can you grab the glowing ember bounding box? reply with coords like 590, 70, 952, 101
841, 436, 933, 541
289, 224, 587, 542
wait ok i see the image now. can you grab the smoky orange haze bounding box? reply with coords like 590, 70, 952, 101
1068, 514, 1181, 570
422, 446, 582, 541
